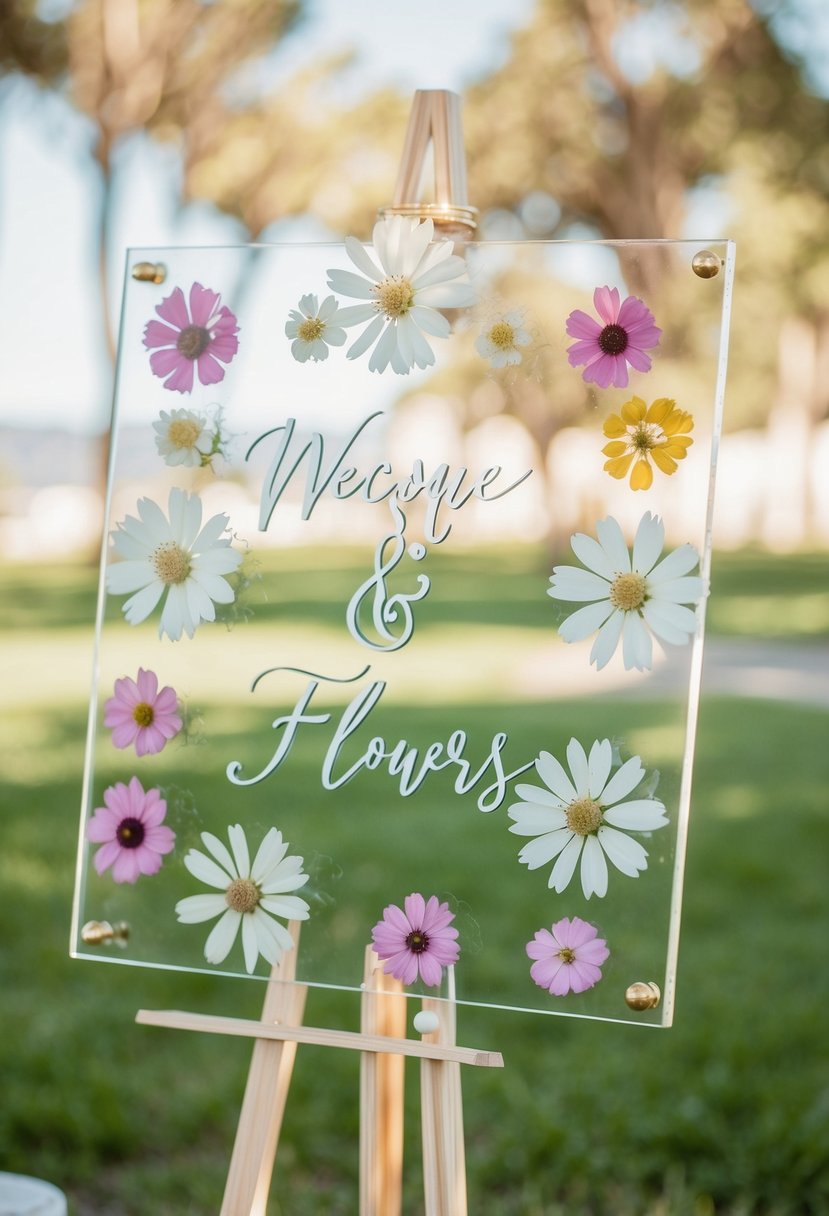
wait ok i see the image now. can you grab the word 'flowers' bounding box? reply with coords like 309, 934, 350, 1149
86, 776, 175, 884
508, 737, 668, 899
327, 215, 475, 375
104, 668, 182, 756
144, 282, 239, 393
106, 487, 242, 641
548, 513, 705, 671
371, 893, 460, 987
566, 286, 660, 389
175, 825, 310, 974
602, 397, 694, 490
527, 917, 609, 995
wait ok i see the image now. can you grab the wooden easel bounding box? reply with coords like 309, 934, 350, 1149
137, 89, 493, 1214
378, 87, 478, 236
137, 924, 503, 1214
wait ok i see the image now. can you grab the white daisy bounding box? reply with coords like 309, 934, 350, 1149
474, 310, 531, 367
175, 824, 310, 974
508, 738, 669, 899
547, 512, 706, 671
285, 293, 347, 363
326, 215, 475, 375
106, 487, 243, 641
152, 407, 216, 468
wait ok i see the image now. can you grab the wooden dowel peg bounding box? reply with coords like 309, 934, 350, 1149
419, 968, 468, 1216
217, 922, 306, 1216
359, 947, 407, 1216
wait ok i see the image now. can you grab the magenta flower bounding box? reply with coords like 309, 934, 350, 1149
565, 286, 661, 389
104, 668, 182, 756
86, 776, 175, 884
144, 282, 240, 393
527, 916, 609, 996
371, 893, 460, 987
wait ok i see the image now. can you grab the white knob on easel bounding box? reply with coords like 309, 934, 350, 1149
413, 1010, 440, 1035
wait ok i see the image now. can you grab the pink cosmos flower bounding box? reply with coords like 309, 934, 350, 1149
526, 916, 609, 996
103, 668, 182, 756
144, 282, 240, 393
371, 893, 460, 987
86, 776, 176, 884
565, 286, 661, 389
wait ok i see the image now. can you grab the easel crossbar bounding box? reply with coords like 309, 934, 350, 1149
136, 1008, 504, 1068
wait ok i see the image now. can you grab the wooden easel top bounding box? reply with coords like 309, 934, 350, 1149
378, 89, 478, 236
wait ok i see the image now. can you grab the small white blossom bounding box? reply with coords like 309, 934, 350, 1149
285, 293, 346, 363
509, 738, 669, 899
176, 825, 310, 974
326, 215, 475, 375
548, 512, 706, 671
475, 310, 531, 367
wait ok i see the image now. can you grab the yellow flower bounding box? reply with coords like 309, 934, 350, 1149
601, 397, 694, 491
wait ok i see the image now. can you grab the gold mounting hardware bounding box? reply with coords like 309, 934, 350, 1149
131, 261, 167, 284
691, 250, 721, 279
81, 920, 130, 947
624, 981, 661, 1011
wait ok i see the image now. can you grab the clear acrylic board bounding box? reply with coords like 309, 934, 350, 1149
72, 223, 734, 1027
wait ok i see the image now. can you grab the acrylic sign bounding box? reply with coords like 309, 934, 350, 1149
72, 223, 734, 1026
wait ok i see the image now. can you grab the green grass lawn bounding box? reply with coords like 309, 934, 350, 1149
1, 553, 828, 1214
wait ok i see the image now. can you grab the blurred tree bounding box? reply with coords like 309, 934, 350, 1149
65, 0, 301, 357
464, 0, 827, 249
461, 0, 829, 446
0, 0, 67, 82
182, 69, 409, 240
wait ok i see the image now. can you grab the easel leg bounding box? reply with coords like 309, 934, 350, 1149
359, 947, 406, 1216
220, 922, 307, 1216
420, 970, 468, 1216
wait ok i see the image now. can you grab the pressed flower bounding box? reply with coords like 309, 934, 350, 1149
144, 282, 239, 393
566, 286, 661, 389
527, 917, 609, 995
371, 893, 460, 987
103, 668, 182, 756
175, 824, 310, 974
509, 737, 668, 899
153, 408, 217, 468
475, 310, 531, 367
326, 215, 475, 375
547, 512, 705, 671
285, 293, 347, 362
602, 397, 694, 490
106, 487, 243, 642
86, 776, 175, 884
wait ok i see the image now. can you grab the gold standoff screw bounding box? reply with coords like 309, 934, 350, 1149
691, 250, 721, 279
81, 920, 130, 948
624, 981, 661, 1011
131, 261, 167, 284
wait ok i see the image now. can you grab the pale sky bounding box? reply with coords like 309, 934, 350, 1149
0, 0, 536, 433
2, 0, 821, 435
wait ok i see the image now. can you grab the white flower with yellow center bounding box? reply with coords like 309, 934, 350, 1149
285, 293, 346, 362
509, 738, 669, 899
475, 310, 531, 367
152, 408, 216, 468
326, 215, 475, 375
175, 824, 310, 974
106, 487, 242, 641
548, 512, 706, 671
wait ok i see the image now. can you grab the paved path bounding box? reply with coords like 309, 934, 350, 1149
649, 638, 829, 708
516, 635, 829, 707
